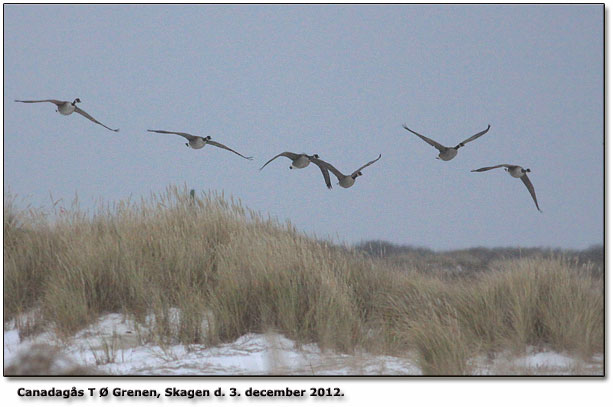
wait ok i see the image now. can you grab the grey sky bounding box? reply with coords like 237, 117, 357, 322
3, 4, 603, 250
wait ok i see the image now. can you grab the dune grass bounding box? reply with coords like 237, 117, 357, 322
3, 186, 604, 374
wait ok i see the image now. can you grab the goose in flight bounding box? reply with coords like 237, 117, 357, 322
14, 98, 119, 132
260, 152, 335, 189
471, 164, 542, 212
259, 152, 320, 170
311, 154, 382, 189
402, 124, 490, 161
147, 129, 253, 160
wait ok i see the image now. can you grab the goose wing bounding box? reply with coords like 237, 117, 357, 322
207, 140, 253, 160
147, 129, 200, 141
471, 164, 512, 172
15, 99, 64, 106
521, 174, 542, 212
402, 124, 447, 152
352, 154, 382, 176
259, 152, 300, 170
309, 157, 334, 189
458, 124, 491, 146
74, 106, 119, 132
311, 158, 345, 182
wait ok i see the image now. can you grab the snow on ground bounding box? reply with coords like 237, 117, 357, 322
4, 312, 603, 376
4, 312, 418, 375
474, 347, 604, 375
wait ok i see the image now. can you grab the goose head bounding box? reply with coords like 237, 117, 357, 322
205, 136, 212, 141
525, 168, 531, 173
72, 98, 81, 105
353, 171, 363, 179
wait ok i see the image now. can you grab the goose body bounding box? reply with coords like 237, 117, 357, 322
438, 148, 458, 161
147, 129, 253, 160
311, 154, 382, 189
506, 166, 524, 178
56, 101, 77, 115
15, 98, 119, 132
339, 175, 357, 188
471, 164, 542, 212
402, 124, 490, 161
290, 154, 311, 169
187, 137, 207, 149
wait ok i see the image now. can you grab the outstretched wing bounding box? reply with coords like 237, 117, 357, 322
207, 140, 253, 160
74, 106, 119, 132
310, 157, 334, 189
15, 99, 63, 106
310, 157, 345, 182
147, 129, 199, 141
458, 124, 491, 146
259, 152, 300, 170
521, 175, 542, 212
352, 154, 382, 176
402, 124, 447, 152
471, 164, 512, 173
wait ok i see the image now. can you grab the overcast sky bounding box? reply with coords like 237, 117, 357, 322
3, 4, 603, 250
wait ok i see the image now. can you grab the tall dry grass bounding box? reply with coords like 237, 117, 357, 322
4, 186, 368, 351
4, 186, 604, 374
378, 256, 603, 374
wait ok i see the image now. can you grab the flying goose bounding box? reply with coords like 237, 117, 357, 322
471, 164, 542, 212
147, 129, 253, 160
402, 124, 490, 161
14, 98, 119, 132
311, 154, 382, 189
259, 152, 320, 170
260, 152, 335, 189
